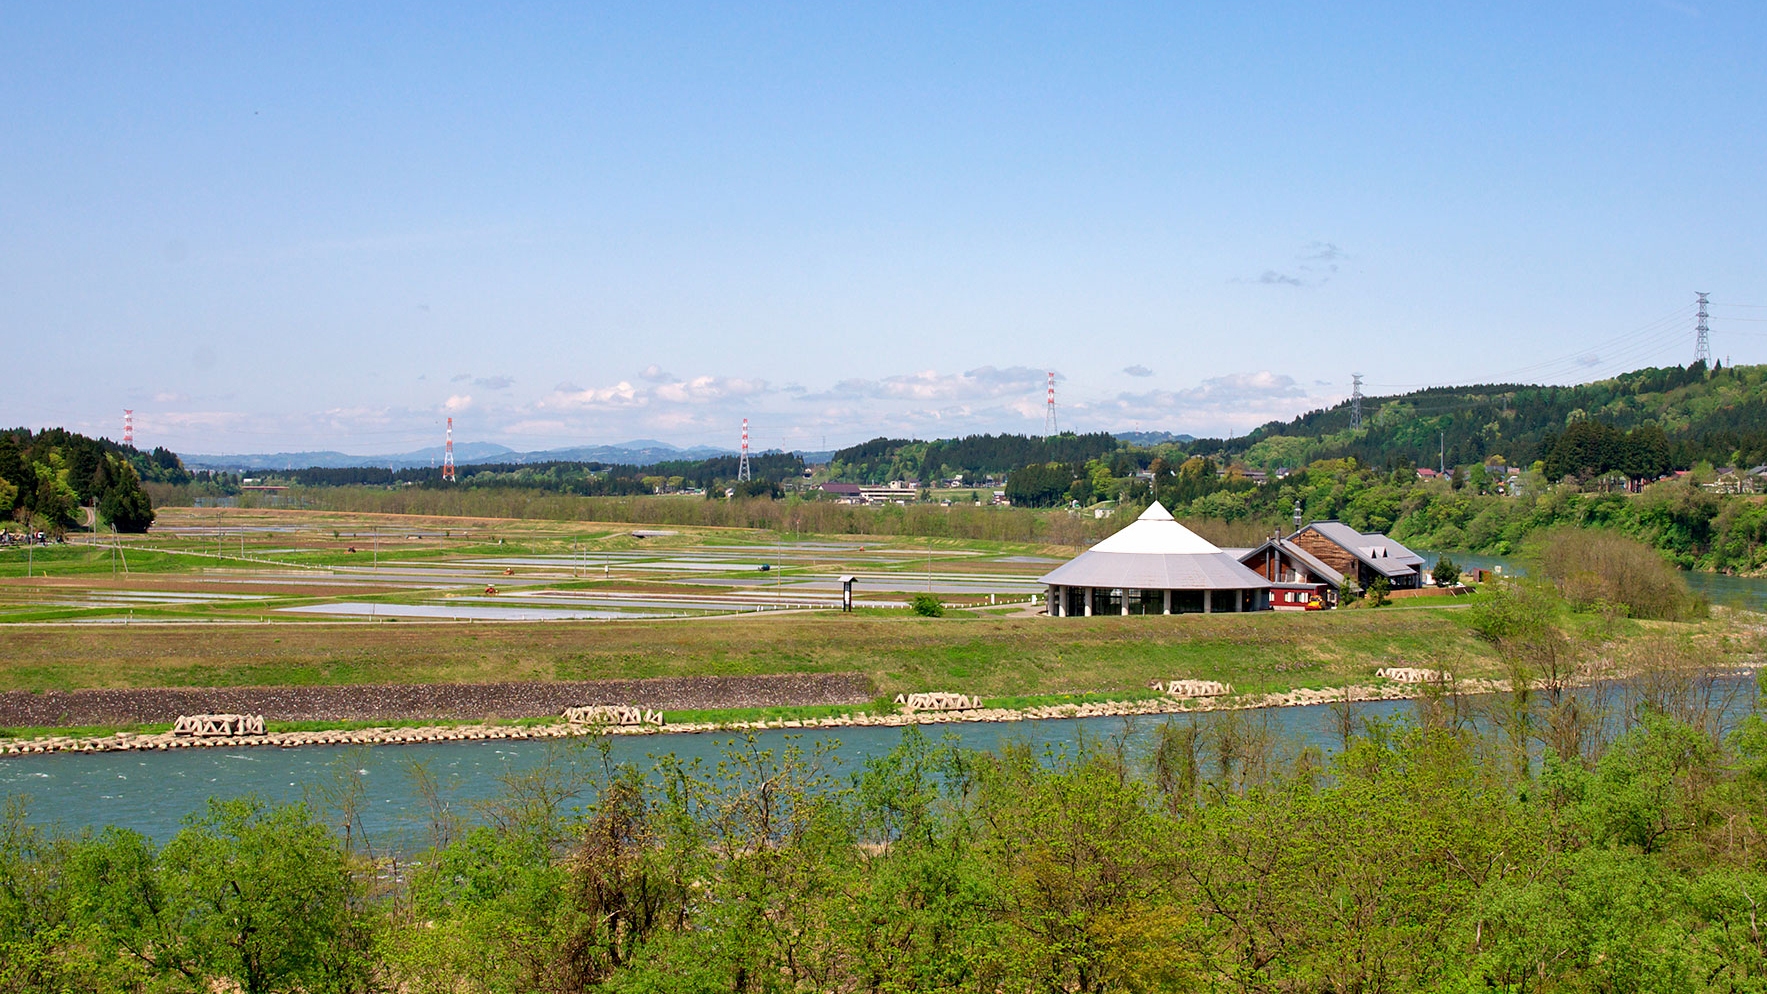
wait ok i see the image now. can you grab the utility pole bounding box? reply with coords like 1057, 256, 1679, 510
1696, 292, 1712, 368
1350, 374, 1364, 431
1440, 432, 1446, 475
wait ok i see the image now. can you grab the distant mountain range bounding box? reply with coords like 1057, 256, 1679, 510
183, 432, 1202, 472
180, 440, 736, 472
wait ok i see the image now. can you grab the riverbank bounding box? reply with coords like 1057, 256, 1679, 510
0, 678, 1510, 756
0, 606, 1507, 704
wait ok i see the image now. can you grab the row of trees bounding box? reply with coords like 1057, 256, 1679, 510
5, 650, 1764, 991
828, 432, 1120, 484
166, 485, 1119, 547
246, 452, 808, 494
0, 429, 156, 532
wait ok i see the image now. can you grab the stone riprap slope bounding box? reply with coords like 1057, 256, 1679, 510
0, 672, 874, 727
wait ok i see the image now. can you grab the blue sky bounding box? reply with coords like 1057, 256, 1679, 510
4, 2, 1765, 454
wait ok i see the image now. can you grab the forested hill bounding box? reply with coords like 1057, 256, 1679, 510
827, 432, 1120, 483
1189, 361, 1767, 471
0, 427, 174, 533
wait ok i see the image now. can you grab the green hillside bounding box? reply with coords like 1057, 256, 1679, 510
0, 428, 167, 533
1191, 361, 1767, 472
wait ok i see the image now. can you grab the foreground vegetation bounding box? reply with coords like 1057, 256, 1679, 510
4, 652, 1766, 992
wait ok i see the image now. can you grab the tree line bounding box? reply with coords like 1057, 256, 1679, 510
828, 432, 1121, 484
216, 452, 808, 494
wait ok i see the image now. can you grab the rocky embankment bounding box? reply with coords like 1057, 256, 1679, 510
0, 672, 873, 727
1, 680, 1467, 756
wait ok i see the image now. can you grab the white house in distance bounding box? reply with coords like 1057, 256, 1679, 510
1039, 502, 1273, 616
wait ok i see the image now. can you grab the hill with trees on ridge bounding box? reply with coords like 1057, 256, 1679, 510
0, 428, 167, 533
825, 432, 1122, 483
1187, 361, 1767, 473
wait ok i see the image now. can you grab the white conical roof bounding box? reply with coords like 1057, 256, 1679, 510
1088, 501, 1224, 555
1038, 501, 1271, 591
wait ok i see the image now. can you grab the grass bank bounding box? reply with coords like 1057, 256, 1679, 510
4, 605, 1517, 701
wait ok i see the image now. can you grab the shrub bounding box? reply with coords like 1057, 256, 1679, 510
1431, 556, 1461, 587
910, 593, 945, 617
1365, 577, 1391, 607
1534, 527, 1706, 621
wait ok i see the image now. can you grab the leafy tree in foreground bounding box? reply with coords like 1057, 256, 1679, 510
69, 796, 372, 994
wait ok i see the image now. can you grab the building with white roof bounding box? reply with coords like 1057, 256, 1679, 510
1038, 502, 1274, 616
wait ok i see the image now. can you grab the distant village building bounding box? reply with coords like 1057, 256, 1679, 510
1039, 503, 1273, 616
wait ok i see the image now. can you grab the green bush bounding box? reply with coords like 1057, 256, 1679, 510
1534, 527, 1706, 621
910, 593, 945, 617
1431, 555, 1461, 587
1367, 576, 1391, 607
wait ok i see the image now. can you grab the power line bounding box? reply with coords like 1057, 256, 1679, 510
1478, 303, 1695, 382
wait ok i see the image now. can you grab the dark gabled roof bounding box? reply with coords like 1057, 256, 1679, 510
1237, 538, 1346, 588
1299, 521, 1424, 579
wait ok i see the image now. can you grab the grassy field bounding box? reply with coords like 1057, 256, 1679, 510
0, 604, 1521, 699
2, 507, 1750, 734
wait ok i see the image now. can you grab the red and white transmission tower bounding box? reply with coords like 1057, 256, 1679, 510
442, 417, 457, 482
737, 418, 751, 482
1042, 373, 1059, 439
122, 410, 134, 446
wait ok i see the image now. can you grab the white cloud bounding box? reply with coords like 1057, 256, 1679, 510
801, 365, 1048, 403
1239, 241, 1348, 288
652, 375, 769, 403
542, 381, 647, 410
444, 394, 474, 412
538, 374, 768, 411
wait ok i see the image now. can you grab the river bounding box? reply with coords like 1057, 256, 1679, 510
2, 701, 1418, 846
